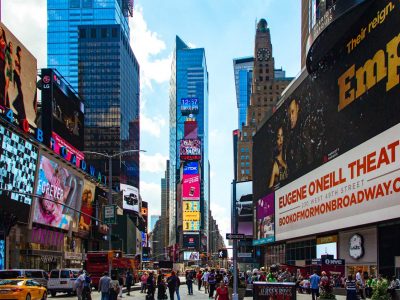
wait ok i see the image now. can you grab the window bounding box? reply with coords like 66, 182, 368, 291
241, 148, 245, 153
91, 28, 96, 38
245, 169, 250, 174
241, 162, 245, 167
82, 0, 93, 8
60, 270, 70, 278
241, 169, 245, 174
79, 28, 86, 38
70, 0, 80, 8
112, 28, 118, 38
50, 271, 59, 278
101, 28, 107, 38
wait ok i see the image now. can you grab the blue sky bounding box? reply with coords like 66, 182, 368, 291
2, 0, 301, 240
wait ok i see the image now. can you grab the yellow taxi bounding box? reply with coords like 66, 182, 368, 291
0, 279, 47, 300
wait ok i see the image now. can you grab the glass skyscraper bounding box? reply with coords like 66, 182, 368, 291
169, 36, 209, 251
47, 0, 132, 91
233, 57, 253, 130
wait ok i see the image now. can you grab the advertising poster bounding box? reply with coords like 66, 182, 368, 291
120, 183, 140, 213
33, 155, 84, 230
235, 181, 253, 237
183, 220, 200, 231
183, 161, 199, 175
78, 180, 95, 235
253, 193, 275, 245
183, 234, 200, 249
182, 174, 200, 200
183, 200, 200, 212
180, 139, 201, 161
184, 251, 199, 261
50, 132, 84, 168
183, 211, 200, 221
0, 22, 38, 133
95, 188, 109, 234
0, 124, 38, 223
184, 121, 198, 139
252, 0, 400, 241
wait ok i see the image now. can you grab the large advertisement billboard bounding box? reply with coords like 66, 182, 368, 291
184, 121, 198, 139
120, 183, 140, 213
50, 132, 84, 168
180, 139, 201, 161
78, 180, 95, 236
234, 181, 253, 237
181, 98, 199, 115
253, 0, 400, 241
182, 174, 200, 200
0, 124, 38, 223
253, 193, 275, 245
183, 161, 199, 175
183, 234, 200, 249
33, 154, 84, 230
95, 187, 109, 234
0, 22, 38, 134
183, 251, 199, 261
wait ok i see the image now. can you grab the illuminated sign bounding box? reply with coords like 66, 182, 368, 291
183, 211, 200, 221
182, 174, 200, 200
180, 139, 201, 161
181, 98, 199, 115
183, 221, 200, 231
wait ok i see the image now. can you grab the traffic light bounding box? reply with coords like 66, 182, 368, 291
218, 249, 228, 259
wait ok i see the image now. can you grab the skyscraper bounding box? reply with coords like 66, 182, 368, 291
233, 57, 253, 131
47, 0, 133, 91
161, 160, 170, 250
169, 36, 209, 255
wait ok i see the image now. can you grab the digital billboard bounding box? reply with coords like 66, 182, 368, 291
50, 132, 84, 168
95, 187, 109, 234
40, 69, 84, 151
235, 181, 253, 237
33, 154, 84, 230
183, 234, 200, 249
0, 124, 38, 223
184, 251, 199, 261
183, 161, 199, 175
183, 200, 200, 212
141, 200, 148, 231
253, 0, 400, 241
0, 22, 38, 134
180, 139, 201, 161
183, 221, 200, 231
253, 193, 275, 245
120, 183, 140, 213
184, 121, 198, 139
183, 211, 200, 221
182, 174, 200, 200
180, 98, 199, 115
78, 180, 95, 236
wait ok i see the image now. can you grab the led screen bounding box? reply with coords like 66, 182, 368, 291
184, 251, 199, 261
181, 98, 199, 115
180, 139, 201, 161
182, 174, 200, 200
253, 193, 275, 245
78, 180, 95, 236
120, 183, 140, 213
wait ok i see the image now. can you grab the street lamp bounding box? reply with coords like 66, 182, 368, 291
82, 149, 146, 251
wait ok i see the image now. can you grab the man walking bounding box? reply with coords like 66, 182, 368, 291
310, 270, 321, 300
98, 271, 111, 300
75, 270, 85, 300
208, 269, 217, 298
167, 271, 178, 300
126, 271, 133, 296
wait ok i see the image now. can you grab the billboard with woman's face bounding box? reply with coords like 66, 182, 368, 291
253, 193, 275, 245
33, 155, 84, 230
78, 180, 95, 236
0, 22, 37, 132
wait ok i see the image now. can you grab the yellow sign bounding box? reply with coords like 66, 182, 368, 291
183, 211, 200, 221
183, 201, 200, 212
317, 235, 338, 245
183, 220, 200, 231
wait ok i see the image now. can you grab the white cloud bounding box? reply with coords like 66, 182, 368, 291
140, 181, 161, 217
130, 6, 172, 88
140, 153, 168, 173
2, 0, 47, 68
141, 113, 167, 138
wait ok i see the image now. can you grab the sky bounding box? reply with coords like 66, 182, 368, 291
1, 0, 301, 243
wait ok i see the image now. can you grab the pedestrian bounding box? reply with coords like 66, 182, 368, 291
98, 271, 111, 300
147, 272, 156, 300
175, 271, 181, 300
187, 271, 194, 295
83, 272, 92, 300
157, 274, 167, 300
126, 271, 133, 296
118, 274, 124, 298
309, 270, 320, 300
141, 272, 149, 293
196, 270, 203, 291
345, 274, 358, 300
356, 270, 365, 299
215, 281, 230, 300
203, 269, 210, 294
208, 269, 217, 298
167, 271, 178, 300
75, 270, 85, 300
109, 274, 120, 300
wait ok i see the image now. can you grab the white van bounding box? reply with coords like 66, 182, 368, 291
47, 269, 79, 296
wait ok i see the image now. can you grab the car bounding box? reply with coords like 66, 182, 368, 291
0, 270, 48, 288
0, 279, 47, 300
47, 269, 79, 297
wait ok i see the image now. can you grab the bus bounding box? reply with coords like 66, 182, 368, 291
85, 251, 139, 288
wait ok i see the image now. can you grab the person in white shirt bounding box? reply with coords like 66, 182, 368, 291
202, 269, 210, 294
356, 270, 365, 299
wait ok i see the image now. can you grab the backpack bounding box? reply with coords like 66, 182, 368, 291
84, 275, 91, 287
208, 273, 216, 284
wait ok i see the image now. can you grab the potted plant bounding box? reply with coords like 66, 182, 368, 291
371, 278, 391, 300
320, 278, 336, 300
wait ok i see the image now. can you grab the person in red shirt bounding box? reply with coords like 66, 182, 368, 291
196, 270, 203, 291
215, 281, 230, 300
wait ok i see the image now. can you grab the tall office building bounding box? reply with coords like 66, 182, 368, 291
236, 19, 292, 182
169, 36, 209, 256
233, 57, 253, 131
161, 161, 170, 250
47, 0, 133, 91
150, 215, 160, 232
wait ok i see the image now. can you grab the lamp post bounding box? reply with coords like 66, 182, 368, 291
82, 150, 146, 251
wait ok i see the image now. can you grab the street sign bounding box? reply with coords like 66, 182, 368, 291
218, 249, 228, 258
226, 233, 245, 240
103, 205, 117, 224
238, 253, 252, 258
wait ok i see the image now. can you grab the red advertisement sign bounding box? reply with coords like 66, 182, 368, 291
51, 132, 84, 168
184, 121, 198, 139
182, 174, 200, 200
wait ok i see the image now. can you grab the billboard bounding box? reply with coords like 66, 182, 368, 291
78, 180, 95, 236
180, 139, 201, 161
183, 200, 200, 212
253, 0, 400, 241
235, 181, 253, 237
33, 154, 84, 230
0, 22, 38, 134
141, 201, 148, 231
183, 221, 200, 231
183, 161, 199, 175
183, 234, 200, 249
183, 251, 199, 261
0, 124, 38, 223
182, 174, 200, 200
181, 98, 199, 115
253, 193, 275, 245
95, 187, 109, 234
40, 69, 84, 151
183, 211, 200, 221
184, 121, 198, 139
120, 183, 140, 213
50, 132, 84, 168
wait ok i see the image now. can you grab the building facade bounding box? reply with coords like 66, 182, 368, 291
150, 215, 160, 232
236, 19, 292, 182
161, 160, 170, 251
169, 36, 209, 257
47, 0, 132, 91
